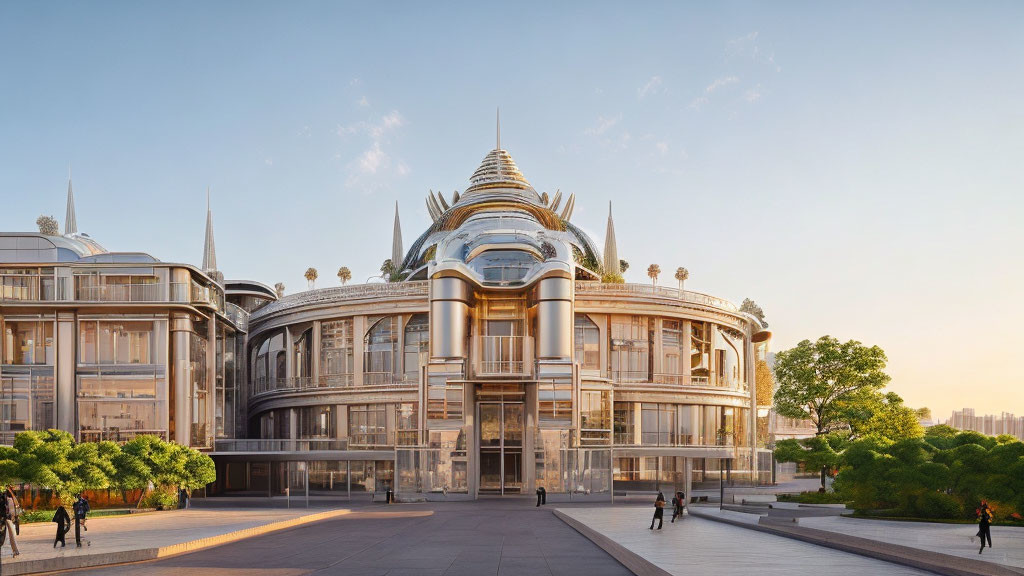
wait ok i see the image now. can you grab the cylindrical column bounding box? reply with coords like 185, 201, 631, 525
429, 277, 469, 359
170, 313, 193, 445
56, 312, 76, 434
536, 277, 573, 359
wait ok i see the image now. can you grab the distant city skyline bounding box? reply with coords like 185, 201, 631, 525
2, 2, 1022, 418
946, 408, 1024, 441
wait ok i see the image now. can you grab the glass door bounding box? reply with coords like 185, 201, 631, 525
478, 401, 524, 494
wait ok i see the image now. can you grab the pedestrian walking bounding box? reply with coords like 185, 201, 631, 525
52, 506, 71, 548
671, 491, 685, 522
649, 491, 666, 530
1, 486, 20, 557
536, 486, 546, 507
977, 501, 994, 554
72, 493, 90, 547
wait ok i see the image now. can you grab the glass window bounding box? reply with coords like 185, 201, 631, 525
660, 320, 686, 384
580, 390, 610, 444
715, 327, 745, 389
3, 320, 54, 365
690, 321, 710, 383
293, 328, 313, 379
364, 317, 397, 385
403, 315, 429, 383
350, 404, 388, 445
78, 321, 155, 365
297, 405, 333, 439
427, 375, 463, 420
613, 401, 635, 445
538, 381, 572, 421
190, 327, 211, 448
396, 402, 419, 445
320, 319, 354, 386
0, 368, 55, 444
610, 316, 649, 382
574, 315, 600, 371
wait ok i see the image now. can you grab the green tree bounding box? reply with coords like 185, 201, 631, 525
774, 432, 850, 488
15, 430, 109, 504
107, 442, 152, 504
181, 448, 216, 492
773, 336, 891, 436
859, 393, 924, 441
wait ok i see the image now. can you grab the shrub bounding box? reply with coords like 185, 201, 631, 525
140, 489, 178, 510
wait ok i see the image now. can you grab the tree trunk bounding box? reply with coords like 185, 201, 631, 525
820, 465, 827, 490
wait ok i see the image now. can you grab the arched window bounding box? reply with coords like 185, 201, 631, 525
403, 314, 429, 383
364, 317, 398, 385
574, 314, 600, 371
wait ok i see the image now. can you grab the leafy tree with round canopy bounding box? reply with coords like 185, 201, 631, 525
739, 298, 768, 327
36, 215, 59, 235
773, 336, 891, 437
14, 429, 110, 504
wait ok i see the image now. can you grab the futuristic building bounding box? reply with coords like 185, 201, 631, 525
1, 133, 772, 500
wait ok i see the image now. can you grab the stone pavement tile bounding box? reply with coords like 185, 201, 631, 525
387, 569, 447, 576
498, 555, 552, 576
444, 557, 501, 575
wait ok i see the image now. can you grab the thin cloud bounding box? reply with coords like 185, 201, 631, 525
706, 76, 739, 93
585, 114, 621, 136
340, 111, 409, 191
745, 84, 763, 103
638, 76, 663, 99
357, 96, 369, 107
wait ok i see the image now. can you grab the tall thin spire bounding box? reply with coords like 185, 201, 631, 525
391, 201, 404, 270
603, 201, 619, 276
64, 164, 77, 235
495, 107, 502, 178
202, 187, 217, 272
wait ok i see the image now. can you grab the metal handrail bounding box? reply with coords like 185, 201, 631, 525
214, 438, 350, 452
250, 281, 429, 322
478, 335, 526, 374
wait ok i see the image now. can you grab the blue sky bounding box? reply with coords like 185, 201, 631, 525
2, 1, 1022, 419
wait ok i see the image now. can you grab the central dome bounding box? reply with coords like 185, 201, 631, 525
461, 149, 541, 203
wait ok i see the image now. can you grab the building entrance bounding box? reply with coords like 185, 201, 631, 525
478, 401, 523, 494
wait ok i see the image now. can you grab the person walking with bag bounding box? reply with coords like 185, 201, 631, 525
649, 492, 666, 530
52, 506, 71, 548
977, 501, 994, 554
1, 486, 20, 557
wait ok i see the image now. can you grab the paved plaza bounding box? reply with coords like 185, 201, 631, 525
57, 500, 632, 576
7, 499, 1023, 575
556, 506, 938, 576
798, 515, 1024, 568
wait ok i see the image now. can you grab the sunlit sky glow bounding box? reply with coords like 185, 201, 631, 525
2, 1, 1022, 420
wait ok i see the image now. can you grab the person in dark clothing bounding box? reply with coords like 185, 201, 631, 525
52, 506, 71, 548
671, 491, 685, 523
536, 486, 547, 507
72, 494, 89, 547
978, 501, 994, 553
649, 492, 666, 530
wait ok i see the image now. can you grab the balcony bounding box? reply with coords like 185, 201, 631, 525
0, 274, 56, 301
76, 283, 163, 302
651, 374, 711, 386
574, 281, 739, 312
252, 373, 413, 397
214, 438, 349, 452
477, 335, 531, 375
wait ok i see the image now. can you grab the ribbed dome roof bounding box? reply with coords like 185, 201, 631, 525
463, 149, 540, 201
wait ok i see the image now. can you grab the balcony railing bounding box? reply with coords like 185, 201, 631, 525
478, 335, 526, 375
250, 281, 429, 322
652, 374, 711, 386
574, 281, 739, 312
252, 373, 413, 397
0, 275, 56, 301
78, 428, 168, 443
214, 438, 349, 452
76, 283, 163, 302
